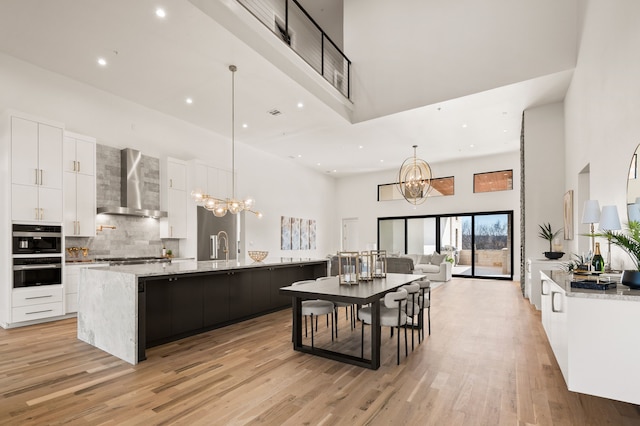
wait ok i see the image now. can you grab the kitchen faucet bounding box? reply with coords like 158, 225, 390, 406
217, 231, 229, 262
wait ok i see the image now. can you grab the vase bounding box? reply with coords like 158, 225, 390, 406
621, 270, 640, 289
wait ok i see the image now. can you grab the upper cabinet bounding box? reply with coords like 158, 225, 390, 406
160, 157, 188, 239
11, 116, 63, 223
194, 163, 233, 200
63, 132, 96, 237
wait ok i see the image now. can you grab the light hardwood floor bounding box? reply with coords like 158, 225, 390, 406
1, 278, 639, 425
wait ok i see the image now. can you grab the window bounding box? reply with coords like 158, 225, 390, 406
473, 170, 513, 193
378, 176, 455, 201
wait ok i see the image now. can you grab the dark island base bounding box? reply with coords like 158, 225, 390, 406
137, 262, 326, 362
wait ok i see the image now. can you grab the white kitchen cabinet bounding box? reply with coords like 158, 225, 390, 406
63, 132, 96, 236
12, 285, 64, 323
541, 276, 568, 384
526, 258, 564, 310
194, 162, 233, 200
64, 263, 106, 314
160, 157, 188, 238
10, 116, 63, 223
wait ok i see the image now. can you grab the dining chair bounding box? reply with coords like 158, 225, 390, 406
416, 279, 431, 338
401, 282, 421, 349
358, 287, 408, 365
291, 280, 335, 348
316, 276, 355, 336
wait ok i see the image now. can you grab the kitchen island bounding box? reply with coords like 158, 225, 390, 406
78, 258, 327, 364
541, 270, 640, 405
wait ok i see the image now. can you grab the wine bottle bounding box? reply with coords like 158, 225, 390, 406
592, 242, 605, 272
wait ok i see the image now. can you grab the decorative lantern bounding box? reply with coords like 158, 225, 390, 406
338, 251, 359, 285
358, 251, 373, 281
371, 250, 387, 278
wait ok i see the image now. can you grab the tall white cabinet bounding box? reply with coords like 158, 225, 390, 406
11, 116, 64, 223
160, 157, 188, 239
63, 132, 96, 237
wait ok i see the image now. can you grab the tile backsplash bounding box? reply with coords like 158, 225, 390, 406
65, 144, 179, 259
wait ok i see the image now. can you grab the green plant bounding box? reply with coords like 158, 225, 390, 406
166, 249, 173, 257
538, 223, 562, 252
592, 220, 640, 271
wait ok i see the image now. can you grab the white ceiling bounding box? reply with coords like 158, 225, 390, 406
0, 0, 575, 177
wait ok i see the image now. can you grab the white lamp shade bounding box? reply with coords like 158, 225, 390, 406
581, 200, 601, 224
599, 205, 621, 231
629, 204, 640, 222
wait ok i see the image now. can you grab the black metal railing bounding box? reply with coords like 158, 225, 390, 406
236, 0, 351, 99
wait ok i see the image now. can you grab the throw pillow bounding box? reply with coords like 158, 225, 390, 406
431, 253, 446, 265
419, 254, 432, 265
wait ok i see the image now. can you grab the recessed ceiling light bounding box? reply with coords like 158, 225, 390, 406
155, 8, 166, 18
297, 102, 304, 108
316, 162, 321, 166
503, 129, 508, 133
97, 57, 107, 66
242, 123, 248, 128
462, 123, 468, 128
185, 98, 193, 104
297, 154, 302, 158
469, 144, 475, 148
333, 169, 337, 173
380, 159, 384, 163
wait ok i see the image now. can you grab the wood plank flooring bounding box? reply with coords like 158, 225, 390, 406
1, 278, 639, 425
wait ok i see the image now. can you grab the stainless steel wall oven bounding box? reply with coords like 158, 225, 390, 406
13, 257, 63, 288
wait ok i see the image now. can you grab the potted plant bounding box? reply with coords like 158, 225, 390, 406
593, 220, 640, 289
538, 222, 564, 259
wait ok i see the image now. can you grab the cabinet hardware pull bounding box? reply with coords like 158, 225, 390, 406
77, 221, 80, 235
26, 309, 54, 315
26, 295, 53, 300
170, 178, 173, 188
551, 291, 562, 313
40, 208, 44, 220
35, 208, 39, 220
73, 160, 77, 172
541, 280, 549, 295
77, 161, 81, 173
35, 168, 39, 185
40, 169, 43, 186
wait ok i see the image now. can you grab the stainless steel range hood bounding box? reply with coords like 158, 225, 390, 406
97, 148, 168, 218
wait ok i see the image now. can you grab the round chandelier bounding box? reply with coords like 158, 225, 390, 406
191, 65, 261, 218
396, 145, 432, 206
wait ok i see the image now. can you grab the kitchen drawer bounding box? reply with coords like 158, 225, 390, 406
12, 301, 63, 322
13, 286, 63, 307
65, 293, 78, 314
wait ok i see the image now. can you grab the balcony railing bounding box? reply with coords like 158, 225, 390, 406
236, 0, 351, 99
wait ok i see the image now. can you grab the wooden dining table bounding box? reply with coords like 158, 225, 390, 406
279, 273, 425, 369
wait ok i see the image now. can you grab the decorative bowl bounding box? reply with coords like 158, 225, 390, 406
248, 250, 268, 262
544, 251, 564, 260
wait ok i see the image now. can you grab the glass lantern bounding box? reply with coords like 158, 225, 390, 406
371, 250, 387, 278
358, 251, 373, 281
338, 251, 360, 285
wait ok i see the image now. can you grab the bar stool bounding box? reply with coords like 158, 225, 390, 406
358, 288, 408, 365
291, 280, 335, 348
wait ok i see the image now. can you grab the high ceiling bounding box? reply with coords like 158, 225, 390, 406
0, 0, 577, 177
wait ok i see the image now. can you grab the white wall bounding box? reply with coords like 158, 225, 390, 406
0, 52, 339, 260
524, 102, 566, 261
335, 151, 522, 278
564, 0, 640, 271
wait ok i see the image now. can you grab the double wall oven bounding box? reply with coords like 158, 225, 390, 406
12, 224, 62, 288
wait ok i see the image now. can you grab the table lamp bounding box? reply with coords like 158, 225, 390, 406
581, 199, 601, 257
599, 205, 621, 271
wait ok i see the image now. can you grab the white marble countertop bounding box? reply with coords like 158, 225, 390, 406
89, 258, 328, 278
544, 270, 640, 301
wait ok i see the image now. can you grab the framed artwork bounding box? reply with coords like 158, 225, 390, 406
291, 218, 301, 250
564, 190, 574, 240
281, 216, 292, 250
309, 219, 317, 249
300, 219, 310, 250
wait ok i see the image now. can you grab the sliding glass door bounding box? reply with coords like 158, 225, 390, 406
378, 211, 513, 280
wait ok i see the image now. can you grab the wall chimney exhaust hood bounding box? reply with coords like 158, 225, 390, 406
97, 148, 168, 219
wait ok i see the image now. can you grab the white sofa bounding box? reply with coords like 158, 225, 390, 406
403, 253, 452, 282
